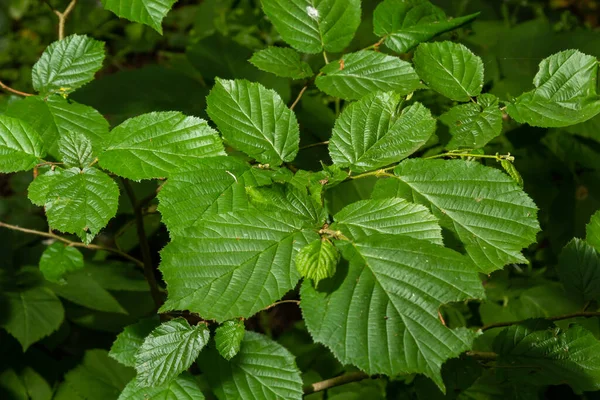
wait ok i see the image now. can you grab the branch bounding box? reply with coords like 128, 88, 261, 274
289, 85, 308, 110
465, 351, 498, 361
425, 151, 515, 162
261, 299, 300, 312
303, 372, 370, 394
299, 140, 329, 151
0, 81, 33, 97
0, 221, 144, 268
481, 311, 600, 331
54, 0, 77, 40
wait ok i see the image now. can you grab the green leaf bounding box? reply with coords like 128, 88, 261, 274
329, 92, 435, 172
296, 238, 339, 286
215, 320, 246, 360
249, 47, 313, 79
101, 0, 177, 34
315, 51, 422, 100
0, 115, 45, 173
373, 0, 479, 53
372, 159, 540, 273
440, 93, 503, 149
332, 198, 443, 244
159, 210, 318, 321
493, 320, 600, 392
198, 331, 303, 399
135, 318, 210, 387
58, 131, 94, 168
32, 35, 105, 96
558, 238, 600, 302
587, 210, 600, 252
500, 159, 524, 187
157, 156, 272, 236
119, 372, 205, 400
27, 168, 63, 207
21, 367, 53, 400
39, 242, 84, 283
206, 79, 299, 165
301, 234, 484, 389
0, 286, 64, 351
110, 317, 160, 367
83, 262, 150, 292
507, 50, 600, 128
5, 95, 109, 156
261, 0, 361, 54
413, 41, 484, 102
30, 167, 119, 243
98, 111, 225, 181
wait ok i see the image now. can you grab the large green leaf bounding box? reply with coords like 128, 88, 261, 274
372, 159, 540, 273
98, 112, 225, 181
101, 0, 177, 33
58, 131, 94, 168
119, 373, 205, 400
440, 94, 503, 149
32, 35, 105, 96
135, 318, 210, 387
315, 51, 422, 100
493, 320, 600, 392
507, 50, 600, 128
558, 238, 600, 302
373, 0, 479, 54
295, 238, 339, 286
206, 79, 299, 165
0, 115, 45, 173
159, 210, 318, 321
301, 235, 484, 389
215, 320, 246, 361
110, 318, 160, 367
249, 47, 313, 79
39, 242, 84, 283
198, 331, 303, 399
588, 210, 600, 252
329, 92, 435, 172
413, 41, 484, 102
261, 0, 361, 54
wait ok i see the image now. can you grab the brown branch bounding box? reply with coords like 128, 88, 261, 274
261, 299, 300, 312
299, 140, 329, 151
0, 80, 33, 97
0, 221, 144, 268
481, 311, 600, 331
289, 85, 308, 110
303, 372, 370, 394
54, 0, 77, 40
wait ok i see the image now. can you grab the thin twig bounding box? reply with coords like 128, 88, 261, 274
299, 140, 329, 150
0, 81, 33, 97
289, 85, 308, 110
303, 372, 370, 394
261, 299, 300, 312
54, 0, 77, 40
361, 37, 385, 51
466, 351, 498, 361
0, 221, 144, 268
425, 151, 515, 162
481, 311, 600, 331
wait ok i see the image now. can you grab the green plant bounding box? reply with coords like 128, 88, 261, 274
1, 0, 600, 399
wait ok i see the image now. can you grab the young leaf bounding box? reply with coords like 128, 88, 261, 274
159, 210, 318, 321
261, 0, 361, 54
373, 0, 479, 53
0, 115, 46, 173
296, 238, 339, 285
110, 318, 161, 368
558, 238, 600, 302
98, 112, 225, 181
587, 210, 600, 252
39, 242, 84, 283
198, 331, 303, 399
215, 320, 246, 360
135, 318, 210, 387
249, 47, 313, 79
329, 92, 435, 172
372, 159, 540, 273
440, 93, 503, 149
32, 35, 105, 96
493, 320, 600, 392
500, 159, 524, 187
301, 234, 484, 390
101, 0, 177, 34
413, 41, 484, 102
507, 50, 600, 128
331, 198, 443, 244
316, 51, 422, 100
206, 79, 300, 165
58, 131, 94, 168
119, 372, 205, 400
28, 168, 64, 207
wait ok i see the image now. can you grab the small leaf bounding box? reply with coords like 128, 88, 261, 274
118, 372, 205, 400
329, 92, 436, 172
296, 238, 339, 285
99, 111, 225, 181
261, 0, 361, 54
58, 131, 94, 168
215, 320, 246, 360
28, 168, 63, 207
500, 159, 524, 187
198, 331, 303, 399
373, 0, 479, 53
587, 210, 600, 253
206, 79, 300, 165
32, 35, 105, 96
316, 51, 422, 100
558, 238, 600, 302
413, 41, 484, 102
110, 317, 160, 368
135, 318, 210, 387
39, 242, 84, 283
249, 47, 313, 79
507, 50, 600, 128
0, 115, 46, 173
101, 0, 177, 34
